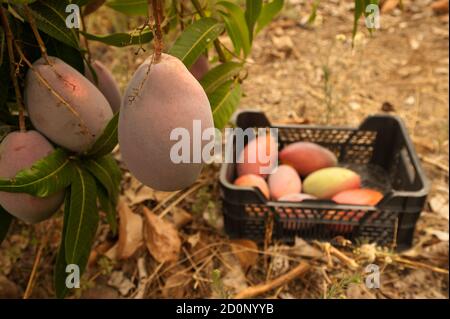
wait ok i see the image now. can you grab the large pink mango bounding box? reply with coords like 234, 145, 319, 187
279, 142, 337, 176
0, 131, 64, 224
119, 54, 214, 191
268, 165, 302, 200
189, 55, 209, 81
237, 134, 278, 177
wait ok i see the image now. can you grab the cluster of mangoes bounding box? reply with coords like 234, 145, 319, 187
0, 56, 120, 223
233, 136, 384, 206
1, 52, 214, 224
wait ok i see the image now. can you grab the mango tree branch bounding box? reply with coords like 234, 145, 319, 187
190, 0, 227, 63
23, 4, 50, 65
0, 4, 26, 132
149, 0, 163, 62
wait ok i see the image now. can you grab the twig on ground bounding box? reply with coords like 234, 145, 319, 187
233, 262, 310, 299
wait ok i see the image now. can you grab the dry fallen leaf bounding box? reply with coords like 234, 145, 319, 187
230, 239, 259, 272
124, 175, 174, 206
107, 271, 135, 296
425, 228, 449, 242
143, 206, 181, 263
219, 253, 249, 297
431, 0, 449, 14
162, 270, 193, 298
381, 0, 399, 14
104, 243, 119, 260
429, 194, 449, 220
292, 237, 324, 259
171, 207, 193, 229
187, 232, 201, 248
117, 199, 143, 259
128, 186, 156, 206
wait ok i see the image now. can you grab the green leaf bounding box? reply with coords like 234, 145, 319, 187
54, 190, 70, 299
169, 17, 224, 69
64, 166, 99, 271
83, 155, 121, 205
200, 61, 242, 94
84, 112, 119, 158
44, 32, 84, 73
0, 149, 75, 197
217, 1, 250, 57
97, 185, 117, 235
0, 206, 13, 245
352, 0, 379, 45
10, 1, 37, 4
209, 81, 242, 129
256, 0, 284, 34
353, 0, 364, 42
80, 29, 153, 47
71, 0, 91, 6
105, 0, 147, 16
245, 0, 262, 43
17, 0, 80, 49
307, 0, 320, 25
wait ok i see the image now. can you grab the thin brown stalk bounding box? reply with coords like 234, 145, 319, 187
150, 0, 163, 62
0, 4, 26, 132
233, 262, 310, 299
23, 4, 50, 65
80, 12, 92, 64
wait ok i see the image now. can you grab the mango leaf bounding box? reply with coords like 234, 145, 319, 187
0, 148, 75, 197
44, 32, 84, 73
84, 112, 119, 158
200, 61, 242, 94
106, 0, 147, 16
217, 1, 250, 57
10, 1, 37, 4
209, 80, 242, 129
54, 190, 70, 299
71, 0, 91, 6
64, 166, 98, 271
245, 0, 262, 43
255, 0, 284, 34
83, 155, 121, 205
16, 0, 80, 49
169, 17, 224, 69
80, 29, 153, 47
0, 206, 13, 245
97, 184, 117, 235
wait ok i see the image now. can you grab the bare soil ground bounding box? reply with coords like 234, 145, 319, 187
0, 0, 448, 299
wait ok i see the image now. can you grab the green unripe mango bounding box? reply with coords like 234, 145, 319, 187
303, 167, 361, 199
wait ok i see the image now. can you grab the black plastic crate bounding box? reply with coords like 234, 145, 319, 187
219, 110, 430, 251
